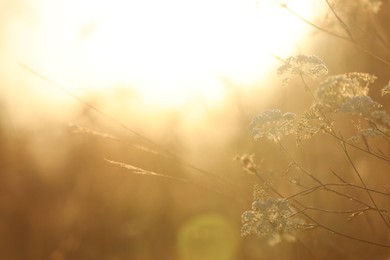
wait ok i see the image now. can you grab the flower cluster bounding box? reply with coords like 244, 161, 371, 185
350, 128, 384, 142
251, 56, 386, 145
295, 113, 331, 144
277, 55, 328, 86
340, 96, 381, 115
241, 184, 303, 238
315, 72, 377, 114
249, 109, 296, 142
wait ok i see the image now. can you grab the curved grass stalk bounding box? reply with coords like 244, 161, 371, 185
105, 158, 248, 204
19, 64, 237, 194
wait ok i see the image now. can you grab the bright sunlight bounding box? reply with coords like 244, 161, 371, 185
9, 0, 321, 108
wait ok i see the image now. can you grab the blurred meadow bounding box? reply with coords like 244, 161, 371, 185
1, 0, 390, 259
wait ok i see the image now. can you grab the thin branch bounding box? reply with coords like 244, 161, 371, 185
326, 131, 390, 162
301, 213, 390, 248
330, 169, 347, 183
282, 5, 390, 66
276, 139, 383, 210
299, 74, 390, 228
337, 140, 390, 228
324, 0, 354, 40
291, 205, 371, 215
283, 5, 349, 40
345, 11, 390, 51
287, 183, 390, 200
250, 161, 390, 248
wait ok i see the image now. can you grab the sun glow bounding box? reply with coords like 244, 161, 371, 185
13, 0, 320, 108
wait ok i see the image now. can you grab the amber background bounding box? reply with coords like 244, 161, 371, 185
1, 1, 390, 259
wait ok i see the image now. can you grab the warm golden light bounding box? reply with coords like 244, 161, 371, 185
4, 2, 390, 258
7, 0, 322, 109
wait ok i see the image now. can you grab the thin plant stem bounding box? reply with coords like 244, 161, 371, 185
338, 140, 390, 228
301, 213, 390, 248
324, 0, 354, 40
252, 163, 390, 248
286, 183, 390, 200
327, 131, 390, 162
276, 140, 376, 210
299, 75, 390, 228
19, 64, 237, 193
290, 205, 371, 215
282, 5, 390, 66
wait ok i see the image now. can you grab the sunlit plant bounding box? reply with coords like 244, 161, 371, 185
76, 0, 390, 254
238, 53, 390, 249
18, 0, 390, 258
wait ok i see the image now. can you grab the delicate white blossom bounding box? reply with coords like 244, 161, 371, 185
340, 96, 381, 115
241, 185, 305, 238
249, 109, 296, 141
292, 104, 336, 144
315, 72, 377, 112
277, 55, 328, 86
348, 128, 384, 142
360, 128, 383, 137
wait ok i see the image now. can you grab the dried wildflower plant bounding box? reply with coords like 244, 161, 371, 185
252, 64, 386, 144
241, 184, 307, 238
277, 55, 328, 86
314, 72, 377, 114
340, 95, 381, 115
348, 127, 383, 142
244, 54, 390, 248
249, 109, 296, 142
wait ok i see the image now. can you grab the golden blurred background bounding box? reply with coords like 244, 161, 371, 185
0, 0, 390, 259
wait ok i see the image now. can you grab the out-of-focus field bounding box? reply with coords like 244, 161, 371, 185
1, 1, 390, 259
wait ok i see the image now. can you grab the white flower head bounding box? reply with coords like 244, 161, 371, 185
315, 72, 377, 112
249, 109, 296, 141
277, 55, 328, 86
241, 196, 303, 238
340, 96, 381, 115
349, 128, 384, 142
